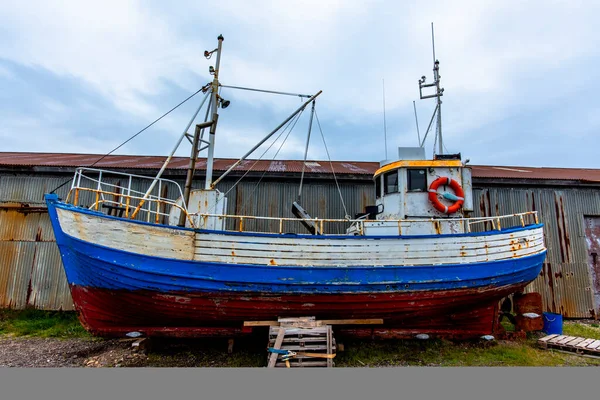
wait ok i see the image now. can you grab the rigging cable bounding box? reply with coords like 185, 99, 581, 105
314, 110, 350, 219
209, 109, 305, 216
49, 86, 207, 194
238, 109, 305, 216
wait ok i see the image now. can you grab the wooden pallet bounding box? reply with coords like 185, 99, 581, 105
538, 334, 600, 357
267, 317, 336, 368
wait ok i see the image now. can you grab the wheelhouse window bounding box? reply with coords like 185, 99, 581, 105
407, 169, 427, 192
384, 170, 398, 194
375, 175, 382, 199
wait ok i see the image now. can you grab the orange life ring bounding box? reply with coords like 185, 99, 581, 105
428, 177, 464, 214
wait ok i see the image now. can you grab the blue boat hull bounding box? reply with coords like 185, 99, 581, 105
45, 194, 546, 337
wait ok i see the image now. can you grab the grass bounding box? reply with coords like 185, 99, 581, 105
563, 322, 600, 340
0, 309, 90, 338
333, 337, 600, 367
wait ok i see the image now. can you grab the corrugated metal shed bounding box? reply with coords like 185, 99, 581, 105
3, 152, 600, 182
1, 152, 600, 318
0, 152, 375, 176
472, 187, 600, 318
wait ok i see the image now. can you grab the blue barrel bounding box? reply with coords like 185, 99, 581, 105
542, 312, 563, 335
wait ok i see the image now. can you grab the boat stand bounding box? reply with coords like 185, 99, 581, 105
266, 317, 336, 368
244, 317, 381, 368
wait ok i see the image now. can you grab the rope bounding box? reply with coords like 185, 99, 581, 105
314, 110, 349, 219
49, 86, 206, 194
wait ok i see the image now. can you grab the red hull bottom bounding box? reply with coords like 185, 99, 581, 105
69, 284, 526, 339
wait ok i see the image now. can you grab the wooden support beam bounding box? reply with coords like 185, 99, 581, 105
267, 327, 286, 368
245, 318, 383, 327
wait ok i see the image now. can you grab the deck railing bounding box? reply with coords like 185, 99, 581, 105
66, 168, 539, 235
66, 167, 194, 226
191, 211, 539, 235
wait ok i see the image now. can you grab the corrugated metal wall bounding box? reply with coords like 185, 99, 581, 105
0, 172, 372, 310
1, 170, 599, 318
471, 187, 600, 318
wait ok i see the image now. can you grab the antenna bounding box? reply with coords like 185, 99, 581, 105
417, 23, 444, 155
431, 22, 436, 66
382, 78, 388, 160
413, 101, 421, 146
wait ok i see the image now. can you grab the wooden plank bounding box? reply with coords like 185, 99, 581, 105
267, 327, 286, 368
321, 319, 384, 325
244, 320, 278, 327
547, 335, 567, 344
573, 338, 596, 349
326, 325, 333, 368
247, 318, 383, 327
273, 345, 329, 351
271, 327, 328, 336
585, 340, 600, 350
274, 361, 328, 368
538, 334, 559, 343
194, 241, 545, 266
278, 317, 315, 323
278, 336, 334, 344
193, 229, 545, 266
556, 336, 577, 345
563, 337, 586, 347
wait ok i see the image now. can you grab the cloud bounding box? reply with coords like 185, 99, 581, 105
1, 0, 599, 168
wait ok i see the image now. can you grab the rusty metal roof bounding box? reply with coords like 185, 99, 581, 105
1, 152, 600, 182
472, 165, 600, 183
0, 152, 375, 175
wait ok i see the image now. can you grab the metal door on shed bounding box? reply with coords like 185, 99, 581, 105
584, 216, 600, 317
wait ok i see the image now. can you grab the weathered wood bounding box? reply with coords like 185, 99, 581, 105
270, 327, 328, 336
279, 316, 319, 328
538, 334, 559, 343
574, 338, 596, 349
539, 335, 600, 357
326, 325, 333, 368
277, 336, 336, 344
227, 338, 234, 354
57, 208, 195, 260
131, 338, 150, 353
547, 335, 566, 344
244, 320, 279, 327
267, 327, 286, 368
563, 337, 586, 347
321, 319, 383, 325
269, 344, 329, 352
586, 340, 600, 350
266, 317, 335, 368
193, 228, 545, 266
250, 318, 384, 327
275, 361, 329, 368
556, 336, 577, 344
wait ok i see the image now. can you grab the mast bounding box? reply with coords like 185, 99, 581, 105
204, 34, 224, 189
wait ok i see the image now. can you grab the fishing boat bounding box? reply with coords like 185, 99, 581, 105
45, 35, 546, 339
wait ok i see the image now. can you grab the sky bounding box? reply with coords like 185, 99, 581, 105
1, 0, 599, 168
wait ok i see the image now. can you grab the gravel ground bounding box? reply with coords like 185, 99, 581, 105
0, 336, 264, 368
0, 337, 147, 368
